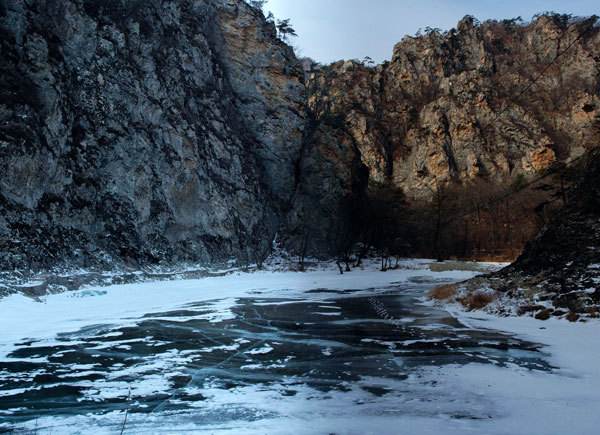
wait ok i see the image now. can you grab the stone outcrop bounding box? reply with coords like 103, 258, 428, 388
0, 0, 305, 270
294, 14, 600, 254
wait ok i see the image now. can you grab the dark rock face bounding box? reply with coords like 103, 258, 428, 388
0, 0, 305, 270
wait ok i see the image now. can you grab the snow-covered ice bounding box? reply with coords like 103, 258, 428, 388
1, 260, 599, 434
0, 260, 479, 360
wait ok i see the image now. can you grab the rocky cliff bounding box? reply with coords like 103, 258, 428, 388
306, 15, 600, 194
294, 14, 600, 255
0, 0, 305, 270
1, 3, 600, 273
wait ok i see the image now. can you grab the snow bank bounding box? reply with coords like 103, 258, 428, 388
432, 306, 600, 435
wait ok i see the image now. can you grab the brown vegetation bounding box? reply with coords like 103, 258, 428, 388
458, 290, 497, 310
329, 167, 572, 270
405, 175, 570, 262
428, 284, 458, 301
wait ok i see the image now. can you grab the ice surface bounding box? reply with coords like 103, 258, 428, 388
1, 260, 598, 434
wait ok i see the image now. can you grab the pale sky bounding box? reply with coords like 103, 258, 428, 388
266, 0, 599, 64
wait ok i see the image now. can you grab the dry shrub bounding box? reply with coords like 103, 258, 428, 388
428, 284, 458, 300
459, 290, 497, 310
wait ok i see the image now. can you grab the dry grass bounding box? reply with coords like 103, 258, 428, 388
429, 282, 498, 312
459, 290, 497, 310
428, 284, 458, 301
428, 261, 496, 273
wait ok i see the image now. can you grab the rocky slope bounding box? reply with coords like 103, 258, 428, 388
0, 0, 305, 270
454, 149, 600, 320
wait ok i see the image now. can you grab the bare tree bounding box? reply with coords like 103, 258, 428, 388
247, 0, 267, 11
297, 227, 310, 272
426, 180, 450, 262
363, 186, 407, 271
362, 56, 375, 67
253, 238, 272, 270
276, 18, 297, 43
332, 195, 364, 274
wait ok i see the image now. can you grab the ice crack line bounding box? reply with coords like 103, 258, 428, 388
368, 297, 404, 329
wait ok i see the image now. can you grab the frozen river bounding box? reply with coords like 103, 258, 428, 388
1, 263, 598, 434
